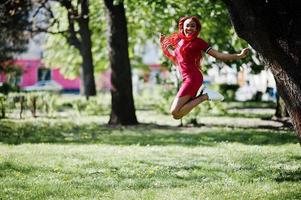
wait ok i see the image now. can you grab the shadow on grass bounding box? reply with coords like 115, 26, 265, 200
212, 112, 273, 119
225, 101, 276, 109
0, 161, 34, 175
0, 120, 297, 146
275, 167, 301, 182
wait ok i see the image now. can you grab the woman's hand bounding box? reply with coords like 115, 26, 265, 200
238, 48, 249, 59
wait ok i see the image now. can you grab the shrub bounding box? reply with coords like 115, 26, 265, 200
0, 82, 20, 94
70, 96, 108, 116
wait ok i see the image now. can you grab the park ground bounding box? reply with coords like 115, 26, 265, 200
1, 98, 301, 200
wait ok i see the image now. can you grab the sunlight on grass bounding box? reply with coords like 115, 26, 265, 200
1, 143, 301, 199
0, 101, 301, 199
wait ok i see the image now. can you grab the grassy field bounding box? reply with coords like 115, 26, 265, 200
1, 101, 301, 199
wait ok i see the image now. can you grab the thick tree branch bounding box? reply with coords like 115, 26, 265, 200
59, 0, 81, 49
29, 27, 67, 34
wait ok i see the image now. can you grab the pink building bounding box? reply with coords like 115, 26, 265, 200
0, 37, 162, 93
0, 59, 80, 93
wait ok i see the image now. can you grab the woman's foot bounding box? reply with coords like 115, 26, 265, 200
203, 87, 224, 101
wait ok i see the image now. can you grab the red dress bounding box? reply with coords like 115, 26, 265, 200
174, 37, 211, 97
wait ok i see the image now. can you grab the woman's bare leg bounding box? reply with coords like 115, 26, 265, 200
170, 94, 208, 119
170, 95, 191, 119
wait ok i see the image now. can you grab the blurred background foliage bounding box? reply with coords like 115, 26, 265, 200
0, 0, 273, 125
42, 0, 264, 78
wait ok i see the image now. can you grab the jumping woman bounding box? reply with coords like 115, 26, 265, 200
160, 16, 249, 120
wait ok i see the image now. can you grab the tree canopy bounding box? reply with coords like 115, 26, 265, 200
0, 0, 32, 64
43, 0, 261, 77
125, 0, 256, 70
42, 0, 107, 78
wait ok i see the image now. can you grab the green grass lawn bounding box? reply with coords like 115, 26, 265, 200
1, 102, 301, 199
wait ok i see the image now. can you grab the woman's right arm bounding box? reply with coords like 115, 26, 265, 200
160, 34, 176, 62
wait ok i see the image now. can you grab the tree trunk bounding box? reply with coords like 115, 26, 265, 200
78, 0, 96, 97
103, 0, 138, 125
61, 0, 96, 98
275, 94, 289, 118
222, 0, 301, 143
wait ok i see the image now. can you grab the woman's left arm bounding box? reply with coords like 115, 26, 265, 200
207, 48, 249, 61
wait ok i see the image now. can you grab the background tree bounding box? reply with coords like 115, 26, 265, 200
275, 95, 289, 119
222, 0, 301, 142
34, 0, 96, 98
0, 0, 32, 93
103, 0, 138, 125
0, 0, 31, 64
42, 0, 107, 79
